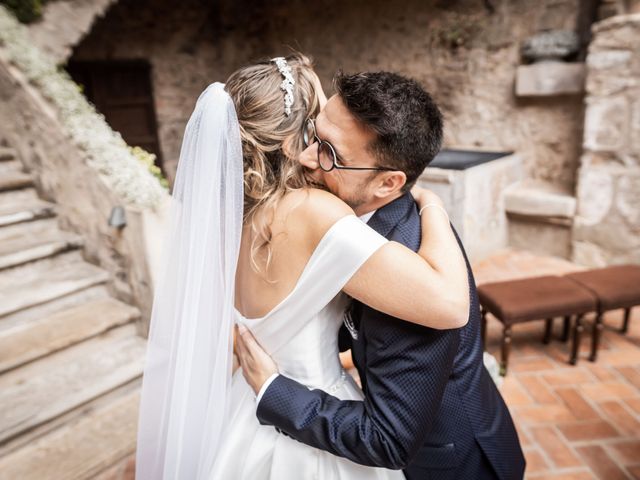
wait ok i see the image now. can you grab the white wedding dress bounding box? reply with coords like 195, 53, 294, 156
209, 215, 405, 480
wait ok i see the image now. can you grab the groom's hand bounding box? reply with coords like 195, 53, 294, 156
235, 324, 279, 395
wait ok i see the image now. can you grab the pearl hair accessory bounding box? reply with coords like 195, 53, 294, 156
271, 57, 296, 116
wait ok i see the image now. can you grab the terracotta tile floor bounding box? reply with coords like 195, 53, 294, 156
474, 250, 640, 480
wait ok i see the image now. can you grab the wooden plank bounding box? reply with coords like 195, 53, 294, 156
0, 172, 32, 192
0, 324, 145, 444
0, 189, 55, 227
0, 159, 23, 175
0, 160, 32, 191
0, 240, 76, 270
0, 250, 109, 317
0, 388, 140, 480
0, 297, 140, 373
0, 188, 39, 205
0, 218, 64, 245
0, 148, 16, 162
0, 218, 83, 270
92, 453, 135, 480
0, 285, 111, 333
0, 378, 140, 458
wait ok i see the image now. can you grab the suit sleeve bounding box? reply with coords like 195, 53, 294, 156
256, 313, 460, 469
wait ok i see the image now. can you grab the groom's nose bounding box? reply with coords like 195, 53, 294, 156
299, 143, 319, 171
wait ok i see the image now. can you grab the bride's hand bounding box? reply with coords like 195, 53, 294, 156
410, 185, 444, 210
235, 324, 279, 395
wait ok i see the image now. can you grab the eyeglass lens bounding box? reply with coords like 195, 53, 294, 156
318, 142, 336, 172
303, 120, 316, 148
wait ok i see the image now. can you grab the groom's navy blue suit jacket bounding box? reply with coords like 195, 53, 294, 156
257, 193, 525, 480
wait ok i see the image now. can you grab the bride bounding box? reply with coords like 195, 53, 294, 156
135, 53, 469, 479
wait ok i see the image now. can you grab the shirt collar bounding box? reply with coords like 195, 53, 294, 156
358, 210, 377, 224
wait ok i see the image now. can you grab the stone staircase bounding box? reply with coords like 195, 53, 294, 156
0, 146, 145, 479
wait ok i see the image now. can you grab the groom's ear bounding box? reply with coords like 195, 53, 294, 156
373, 171, 406, 199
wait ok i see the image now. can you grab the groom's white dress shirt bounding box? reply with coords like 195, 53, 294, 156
254, 210, 376, 403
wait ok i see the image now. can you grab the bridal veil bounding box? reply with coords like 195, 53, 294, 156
135, 83, 244, 479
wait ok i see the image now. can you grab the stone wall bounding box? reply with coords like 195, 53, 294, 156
572, 13, 640, 265
573, 14, 640, 265
28, 0, 118, 64
72, 0, 584, 190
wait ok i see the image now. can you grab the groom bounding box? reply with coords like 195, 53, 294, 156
236, 71, 525, 480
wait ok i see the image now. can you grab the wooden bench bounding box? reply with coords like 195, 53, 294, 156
565, 265, 640, 362
478, 275, 598, 374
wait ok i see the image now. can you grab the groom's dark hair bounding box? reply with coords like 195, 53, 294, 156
334, 71, 443, 191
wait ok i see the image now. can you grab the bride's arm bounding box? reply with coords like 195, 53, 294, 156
343, 188, 469, 329
300, 188, 468, 330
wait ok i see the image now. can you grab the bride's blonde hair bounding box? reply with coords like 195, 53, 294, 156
225, 52, 322, 273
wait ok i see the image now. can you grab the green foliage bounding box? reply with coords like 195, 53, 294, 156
0, 0, 43, 24
129, 146, 169, 190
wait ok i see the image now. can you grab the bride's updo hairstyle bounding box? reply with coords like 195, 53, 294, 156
225, 52, 322, 273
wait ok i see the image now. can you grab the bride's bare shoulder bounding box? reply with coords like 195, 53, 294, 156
278, 188, 354, 237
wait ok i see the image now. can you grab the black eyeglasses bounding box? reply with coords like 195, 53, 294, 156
303, 118, 397, 173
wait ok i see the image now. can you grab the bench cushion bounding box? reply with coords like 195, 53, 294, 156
478, 275, 597, 325
566, 265, 640, 311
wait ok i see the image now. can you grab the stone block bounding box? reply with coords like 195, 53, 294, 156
575, 167, 614, 226
583, 96, 628, 152
586, 73, 639, 97
504, 179, 576, 219
516, 61, 586, 97
592, 14, 640, 50
616, 174, 640, 229
508, 217, 572, 259
461, 154, 523, 261
631, 99, 640, 155
587, 49, 632, 70
573, 167, 640, 265
574, 215, 639, 251
572, 241, 608, 267
573, 213, 640, 263
418, 152, 523, 262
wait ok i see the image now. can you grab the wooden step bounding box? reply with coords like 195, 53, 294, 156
0, 250, 109, 318
0, 189, 55, 227
0, 218, 83, 270
0, 172, 33, 192
0, 285, 111, 333
0, 297, 140, 373
0, 147, 16, 162
0, 160, 32, 191
0, 377, 139, 458
0, 385, 140, 480
0, 324, 145, 445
